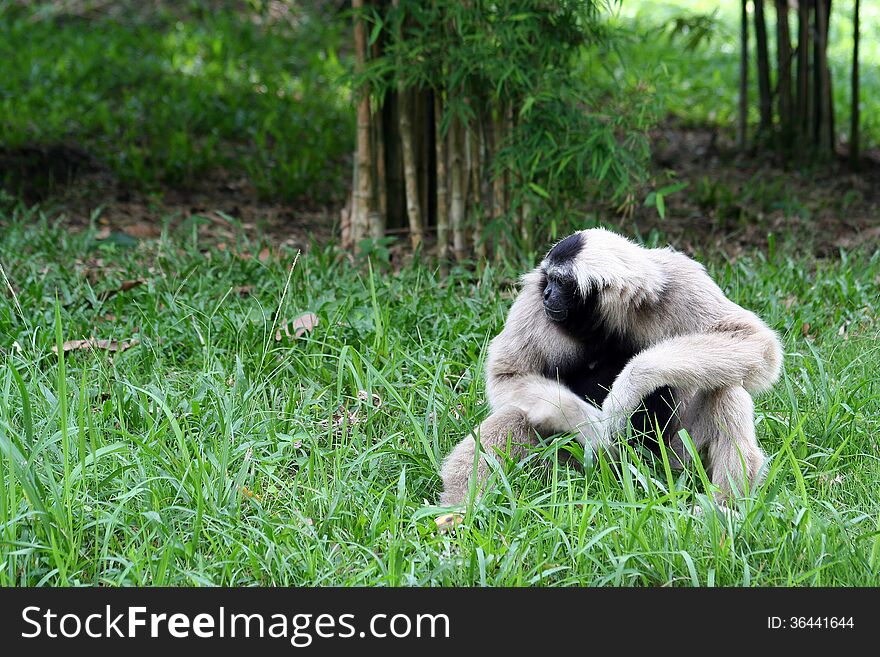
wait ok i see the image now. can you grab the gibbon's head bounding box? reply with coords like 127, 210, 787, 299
537, 228, 666, 326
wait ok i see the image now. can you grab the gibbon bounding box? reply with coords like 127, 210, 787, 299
440, 228, 782, 505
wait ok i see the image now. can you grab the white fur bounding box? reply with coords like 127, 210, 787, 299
439, 229, 783, 505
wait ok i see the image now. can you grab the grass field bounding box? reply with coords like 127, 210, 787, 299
0, 3, 351, 202
1, 214, 878, 586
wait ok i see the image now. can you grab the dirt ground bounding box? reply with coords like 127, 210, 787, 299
2, 124, 879, 257
631, 122, 880, 257
0, 141, 335, 251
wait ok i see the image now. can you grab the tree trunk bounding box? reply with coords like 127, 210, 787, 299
754, 0, 773, 133
851, 0, 860, 168
434, 94, 449, 261
795, 0, 811, 157
812, 0, 822, 144
776, 1, 794, 153
352, 0, 374, 247
815, 0, 834, 158
738, 0, 749, 149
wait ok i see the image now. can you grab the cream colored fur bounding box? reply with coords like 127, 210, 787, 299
439, 228, 783, 506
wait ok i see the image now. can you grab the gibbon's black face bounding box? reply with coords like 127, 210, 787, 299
542, 274, 576, 321
541, 232, 584, 323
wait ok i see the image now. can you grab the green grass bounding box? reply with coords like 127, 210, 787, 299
0, 4, 352, 201
1, 213, 878, 586
606, 0, 880, 149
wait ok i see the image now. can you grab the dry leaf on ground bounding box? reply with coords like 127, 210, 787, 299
275, 312, 319, 341
98, 278, 146, 302
291, 312, 318, 336
123, 222, 161, 239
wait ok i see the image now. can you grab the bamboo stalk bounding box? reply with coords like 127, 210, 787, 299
504, 103, 513, 218
466, 120, 475, 211
371, 38, 387, 230
520, 196, 532, 253
449, 115, 466, 261
491, 101, 505, 229
371, 98, 387, 239
473, 114, 487, 259
393, 0, 424, 250
398, 87, 424, 250
467, 115, 482, 256
434, 94, 449, 261
352, 0, 374, 247
341, 162, 355, 250
478, 109, 491, 259
417, 89, 430, 232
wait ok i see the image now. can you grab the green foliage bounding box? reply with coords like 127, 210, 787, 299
607, 1, 880, 149
0, 5, 352, 201
644, 181, 688, 219
0, 213, 878, 585
364, 0, 657, 230
664, 9, 722, 51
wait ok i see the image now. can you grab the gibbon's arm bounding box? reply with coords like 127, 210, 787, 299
489, 373, 604, 445
600, 319, 783, 439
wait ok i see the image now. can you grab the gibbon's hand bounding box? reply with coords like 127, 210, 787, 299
572, 411, 608, 453
599, 381, 637, 442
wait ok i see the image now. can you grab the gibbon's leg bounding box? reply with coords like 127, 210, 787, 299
489, 374, 604, 447
693, 387, 765, 497
600, 331, 776, 440
439, 407, 539, 506
663, 391, 706, 470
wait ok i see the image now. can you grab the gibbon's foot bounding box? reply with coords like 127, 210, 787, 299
439, 407, 540, 506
